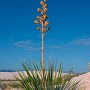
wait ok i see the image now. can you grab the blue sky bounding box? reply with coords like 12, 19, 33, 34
0, 0, 90, 72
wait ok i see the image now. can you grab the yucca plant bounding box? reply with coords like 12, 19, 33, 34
15, 61, 85, 90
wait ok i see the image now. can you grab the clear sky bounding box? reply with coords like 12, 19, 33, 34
0, 0, 90, 72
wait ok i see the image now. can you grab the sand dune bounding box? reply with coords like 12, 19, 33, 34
73, 72, 90, 90
0, 72, 18, 80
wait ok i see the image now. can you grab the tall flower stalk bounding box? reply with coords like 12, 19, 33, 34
34, 0, 50, 84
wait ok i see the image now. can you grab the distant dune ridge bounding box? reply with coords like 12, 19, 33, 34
0, 72, 18, 80
0, 72, 90, 89
0, 71, 68, 80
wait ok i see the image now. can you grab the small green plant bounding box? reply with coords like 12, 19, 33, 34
8, 82, 21, 89
16, 61, 85, 90
0, 81, 6, 90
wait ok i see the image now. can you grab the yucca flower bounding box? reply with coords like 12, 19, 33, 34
43, 4, 47, 8
43, 8, 47, 13
34, 20, 39, 24
37, 8, 42, 12
42, 14, 47, 20
37, 27, 41, 30
44, 0, 46, 2
40, 1, 45, 6
44, 21, 49, 26
36, 16, 41, 19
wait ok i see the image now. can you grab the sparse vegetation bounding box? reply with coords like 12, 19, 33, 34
8, 82, 21, 89
16, 61, 85, 90
0, 81, 6, 90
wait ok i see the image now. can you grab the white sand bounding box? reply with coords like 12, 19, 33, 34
0, 72, 18, 80
0, 72, 90, 89
73, 72, 90, 90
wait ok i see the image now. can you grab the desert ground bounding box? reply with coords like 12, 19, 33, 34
0, 72, 90, 90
